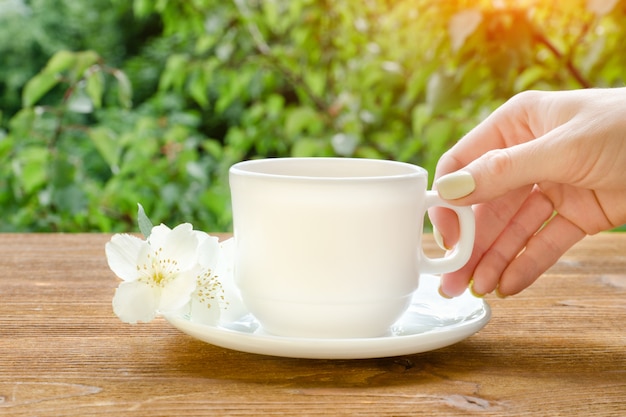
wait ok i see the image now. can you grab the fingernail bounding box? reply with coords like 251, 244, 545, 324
433, 226, 450, 251
435, 171, 476, 200
468, 279, 484, 298
438, 286, 453, 299
495, 287, 508, 299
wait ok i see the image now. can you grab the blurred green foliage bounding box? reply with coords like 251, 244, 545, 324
1, 0, 626, 232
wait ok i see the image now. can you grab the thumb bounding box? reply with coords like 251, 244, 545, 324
434, 136, 567, 204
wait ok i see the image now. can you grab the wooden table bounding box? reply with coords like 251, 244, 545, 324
1, 233, 625, 416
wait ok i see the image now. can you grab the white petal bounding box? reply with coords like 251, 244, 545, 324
219, 238, 235, 262
215, 238, 235, 290
148, 223, 172, 249
194, 230, 210, 243
112, 281, 160, 323
197, 234, 221, 269
218, 291, 246, 322
134, 239, 153, 275
190, 297, 221, 325
161, 224, 200, 270
214, 238, 247, 322
159, 270, 197, 313
105, 234, 144, 281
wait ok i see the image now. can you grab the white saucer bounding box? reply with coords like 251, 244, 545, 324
164, 274, 490, 359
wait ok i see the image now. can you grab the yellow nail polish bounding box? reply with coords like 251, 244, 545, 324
438, 286, 453, 299
468, 279, 484, 298
435, 171, 476, 200
495, 287, 508, 299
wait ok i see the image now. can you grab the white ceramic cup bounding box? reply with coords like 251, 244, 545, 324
229, 158, 474, 339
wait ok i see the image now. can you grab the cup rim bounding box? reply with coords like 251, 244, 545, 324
229, 157, 427, 182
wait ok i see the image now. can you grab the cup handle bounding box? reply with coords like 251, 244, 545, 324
419, 190, 475, 275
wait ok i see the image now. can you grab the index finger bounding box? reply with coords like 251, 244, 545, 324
430, 92, 540, 243
436, 93, 540, 179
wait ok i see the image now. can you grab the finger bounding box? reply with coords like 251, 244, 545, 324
433, 91, 543, 181
435, 121, 583, 207
438, 257, 475, 297
497, 214, 586, 296
430, 180, 533, 250
432, 89, 562, 194
438, 186, 532, 297
430, 92, 546, 240
429, 207, 460, 249
433, 90, 590, 206
471, 187, 555, 295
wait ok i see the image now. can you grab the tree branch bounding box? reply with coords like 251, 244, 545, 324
532, 28, 592, 89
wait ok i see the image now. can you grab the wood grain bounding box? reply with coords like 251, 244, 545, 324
1, 233, 625, 416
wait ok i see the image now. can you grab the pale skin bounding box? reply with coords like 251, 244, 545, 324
430, 88, 626, 298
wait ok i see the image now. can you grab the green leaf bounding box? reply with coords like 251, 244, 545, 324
285, 106, 323, 137
202, 139, 224, 159
53, 185, 87, 214
397, 136, 423, 163
22, 72, 59, 107
137, 203, 154, 238
74, 50, 101, 81
112, 69, 133, 109
425, 71, 459, 116
291, 138, 327, 157
354, 146, 384, 160
44, 50, 77, 74
188, 69, 209, 109
8, 108, 36, 135
303, 70, 326, 98
422, 118, 455, 176
262, 0, 281, 34
411, 104, 430, 138
159, 54, 188, 91
49, 152, 75, 187
85, 69, 105, 108
133, 0, 154, 17
13, 146, 49, 194
88, 127, 120, 172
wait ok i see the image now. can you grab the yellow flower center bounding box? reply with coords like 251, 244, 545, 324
137, 246, 181, 287
195, 269, 226, 308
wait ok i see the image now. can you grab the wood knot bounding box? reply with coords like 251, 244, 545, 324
389, 357, 415, 372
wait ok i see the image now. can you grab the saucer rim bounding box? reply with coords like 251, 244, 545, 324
164, 275, 491, 359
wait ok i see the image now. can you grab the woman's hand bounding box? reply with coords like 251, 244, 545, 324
430, 88, 626, 297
